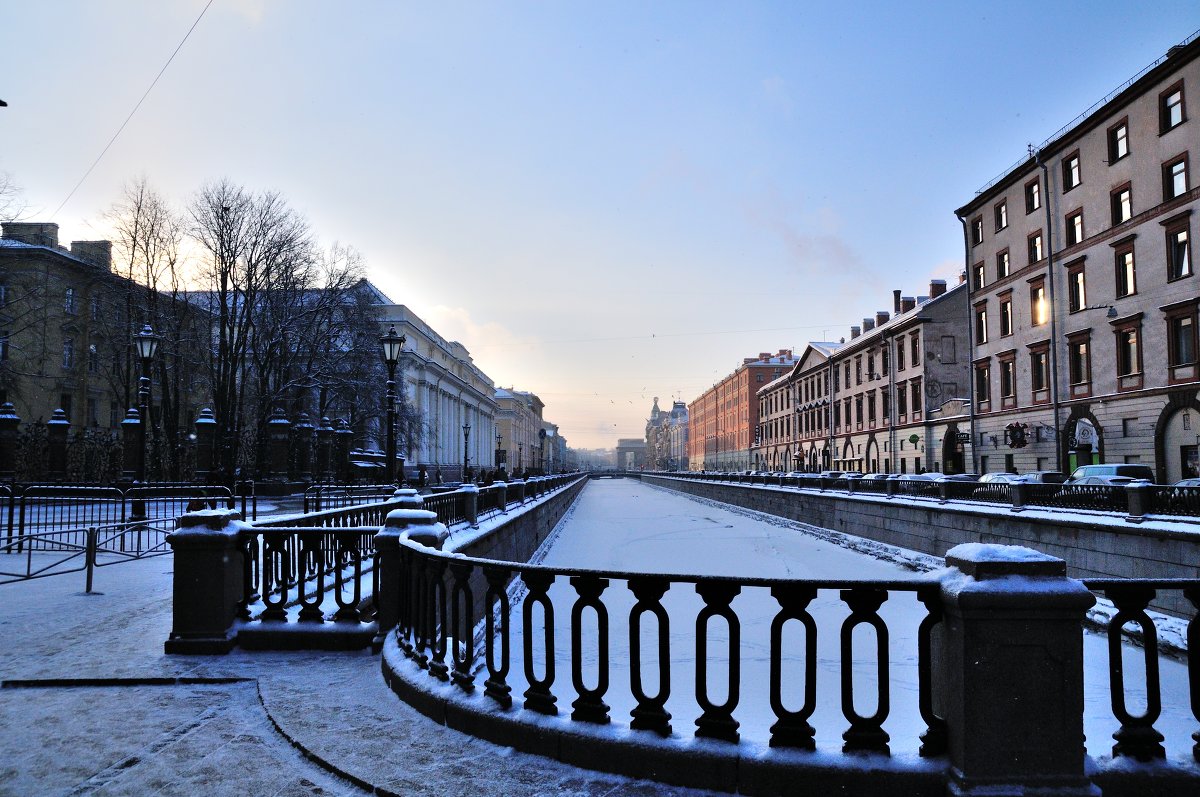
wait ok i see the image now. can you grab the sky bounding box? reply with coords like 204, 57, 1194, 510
2, 1, 1197, 449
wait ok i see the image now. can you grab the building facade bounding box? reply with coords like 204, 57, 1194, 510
687, 350, 797, 471
495, 388, 545, 476
956, 35, 1200, 481
753, 281, 972, 475
370, 293, 499, 479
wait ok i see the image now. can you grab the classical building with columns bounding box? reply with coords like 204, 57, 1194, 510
365, 286, 498, 480
494, 388, 544, 476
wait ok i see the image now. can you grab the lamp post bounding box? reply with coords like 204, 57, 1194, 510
518, 442, 523, 475
379, 324, 405, 484
133, 323, 160, 483
495, 430, 502, 471
462, 421, 472, 482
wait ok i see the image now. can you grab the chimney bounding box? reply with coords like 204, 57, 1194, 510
850, 325, 861, 339
862, 317, 875, 332
778, 348, 791, 357
759, 352, 771, 361
959, 270, 968, 285
893, 289, 902, 314
930, 279, 947, 298
901, 296, 916, 313
875, 310, 890, 327
71, 241, 112, 270
2, 222, 59, 248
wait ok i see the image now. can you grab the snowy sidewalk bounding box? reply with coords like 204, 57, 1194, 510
0, 553, 716, 796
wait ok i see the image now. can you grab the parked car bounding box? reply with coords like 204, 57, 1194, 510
979, 472, 1020, 484
1067, 464, 1155, 483
1069, 475, 1150, 487
1174, 478, 1200, 487
1016, 471, 1067, 484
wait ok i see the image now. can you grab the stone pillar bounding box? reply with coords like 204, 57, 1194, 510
510, 478, 525, 504
1009, 482, 1028, 512
266, 408, 290, 481
334, 418, 353, 482
373, 497, 447, 649
164, 510, 248, 654
46, 409, 70, 481
0, 403, 19, 482
316, 416, 334, 481
121, 408, 142, 482
292, 411, 315, 482
461, 483, 479, 526
494, 481, 508, 512
940, 543, 1098, 797
1125, 482, 1151, 523
194, 408, 217, 481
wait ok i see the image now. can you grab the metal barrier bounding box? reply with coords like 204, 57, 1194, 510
1024, 482, 1127, 512
303, 483, 397, 513
422, 491, 468, 528
0, 518, 174, 587
1148, 485, 1200, 518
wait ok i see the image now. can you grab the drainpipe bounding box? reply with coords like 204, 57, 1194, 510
1037, 150, 1064, 474
956, 212, 979, 474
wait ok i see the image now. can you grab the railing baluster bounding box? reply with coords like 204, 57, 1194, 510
412, 555, 430, 669
628, 576, 672, 736
522, 570, 558, 714
1105, 585, 1165, 760
570, 574, 610, 723
450, 561, 476, 692
260, 532, 289, 621
768, 584, 817, 749
428, 557, 450, 680
695, 581, 740, 742
916, 585, 947, 757
1187, 586, 1200, 763
840, 587, 890, 754
297, 531, 325, 623
484, 565, 513, 708
332, 530, 361, 622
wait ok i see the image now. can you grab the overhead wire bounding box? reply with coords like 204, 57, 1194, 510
50, 0, 214, 220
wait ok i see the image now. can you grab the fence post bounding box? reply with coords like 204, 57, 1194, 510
940, 543, 1097, 797
266, 408, 291, 481
495, 481, 508, 512
85, 526, 98, 594
194, 408, 217, 480
164, 509, 249, 654
1009, 482, 1027, 513
461, 483, 479, 527
292, 411, 315, 482
316, 416, 334, 481
373, 497, 444, 650
334, 419, 353, 482
121, 408, 142, 482
0, 403, 19, 482
47, 409, 70, 482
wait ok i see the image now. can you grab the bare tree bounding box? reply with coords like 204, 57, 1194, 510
0, 171, 28, 223
189, 180, 316, 480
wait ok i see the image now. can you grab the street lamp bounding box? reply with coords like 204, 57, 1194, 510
462, 421, 472, 482
133, 323, 160, 482
495, 430, 502, 471
379, 324, 405, 484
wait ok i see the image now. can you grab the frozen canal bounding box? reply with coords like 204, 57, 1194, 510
506, 478, 1195, 762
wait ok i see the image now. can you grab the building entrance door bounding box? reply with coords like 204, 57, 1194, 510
1182, 445, 1199, 479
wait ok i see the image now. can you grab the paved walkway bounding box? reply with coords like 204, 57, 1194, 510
0, 554, 714, 796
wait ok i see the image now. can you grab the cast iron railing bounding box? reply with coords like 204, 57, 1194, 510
303, 483, 398, 513
393, 542, 948, 756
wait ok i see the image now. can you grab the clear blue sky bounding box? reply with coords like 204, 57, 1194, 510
2, 2, 1197, 448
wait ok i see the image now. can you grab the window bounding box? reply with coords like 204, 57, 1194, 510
89, 296, 100, 322
999, 295, 1013, 336
867, 353, 875, 379
1030, 346, 1049, 393
1066, 210, 1084, 246
1025, 178, 1041, 214
1164, 154, 1189, 201
1030, 279, 1047, 326
994, 200, 1008, 231
1068, 334, 1090, 385
1028, 231, 1043, 264
1111, 184, 1132, 225
855, 357, 862, 385
87, 344, 99, 373
974, 303, 988, 343
897, 342, 905, 371
1167, 220, 1192, 280
975, 362, 991, 405
1115, 325, 1141, 378
897, 384, 908, 416
999, 357, 1016, 401
1067, 263, 1086, 313
1169, 313, 1197, 367
973, 261, 985, 289
971, 216, 983, 246
62, 338, 74, 369
911, 380, 922, 414
1115, 244, 1137, 297
1108, 118, 1129, 163
64, 288, 76, 315
911, 334, 919, 364
1161, 81, 1186, 133
996, 249, 1010, 280
1062, 152, 1081, 191
0, 330, 8, 361
867, 392, 876, 424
